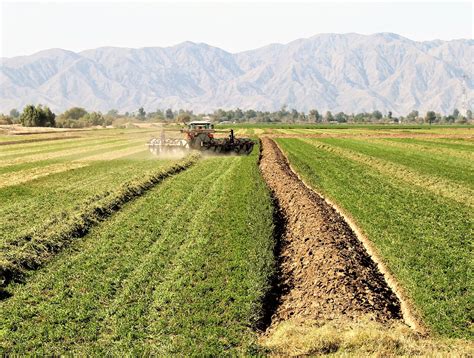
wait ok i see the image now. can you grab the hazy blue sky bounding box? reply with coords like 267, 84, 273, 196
1, 1, 472, 57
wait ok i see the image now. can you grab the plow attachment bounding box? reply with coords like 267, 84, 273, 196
201, 137, 255, 155
148, 138, 188, 155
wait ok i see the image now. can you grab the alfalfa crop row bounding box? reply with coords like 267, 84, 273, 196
0, 154, 200, 290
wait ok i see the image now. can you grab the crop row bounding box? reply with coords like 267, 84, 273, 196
276, 138, 472, 339
0, 149, 274, 355
0, 153, 199, 290
302, 139, 472, 207
314, 138, 473, 187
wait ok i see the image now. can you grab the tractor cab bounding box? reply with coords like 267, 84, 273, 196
187, 121, 214, 131
183, 121, 215, 148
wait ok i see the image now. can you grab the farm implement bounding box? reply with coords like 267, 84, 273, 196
148, 121, 255, 155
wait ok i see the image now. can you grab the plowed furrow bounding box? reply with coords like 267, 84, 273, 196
259, 137, 402, 330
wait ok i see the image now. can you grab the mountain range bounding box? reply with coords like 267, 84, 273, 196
1, 33, 472, 115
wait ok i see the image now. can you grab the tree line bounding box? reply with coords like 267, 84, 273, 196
0, 104, 472, 127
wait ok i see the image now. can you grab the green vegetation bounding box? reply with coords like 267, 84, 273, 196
276, 137, 473, 338
0, 125, 472, 354
2, 103, 473, 127
56, 107, 112, 128
0, 129, 181, 284
0, 155, 197, 288
220, 122, 473, 130
0, 149, 274, 355
19, 104, 56, 127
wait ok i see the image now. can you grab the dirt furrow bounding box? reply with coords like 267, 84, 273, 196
259, 137, 403, 331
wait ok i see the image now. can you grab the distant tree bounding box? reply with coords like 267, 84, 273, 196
107, 109, 119, 117
466, 109, 473, 120
245, 109, 257, 119
84, 112, 105, 126
0, 114, 13, 124
9, 108, 20, 118
20, 105, 41, 127
354, 113, 367, 123
234, 108, 244, 120
290, 109, 299, 121
372, 110, 383, 120
278, 105, 289, 120
388, 111, 393, 120
335, 112, 347, 123
452, 108, 460, 118
176, 113, 191, 124
137, 107, 146, 119
309, 109, 321, 122
324, 111, 334, 122
20, 104, 55, 127
42, 106, 56, 127
425, 111, 436, 125
407, 110, 419, 122
62, 107, 88, 120
165, 108, 174, 120
445, 114, 455, 123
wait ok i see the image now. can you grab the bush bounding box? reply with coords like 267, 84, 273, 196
19, 105, 56, 127
0, 114, 13, 125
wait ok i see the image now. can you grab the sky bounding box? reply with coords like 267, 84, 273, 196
0, 1, 472, 58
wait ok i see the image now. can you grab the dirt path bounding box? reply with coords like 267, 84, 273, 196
259, 137, 403, 330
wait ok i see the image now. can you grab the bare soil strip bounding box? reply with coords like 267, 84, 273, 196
259, 137, 405, 332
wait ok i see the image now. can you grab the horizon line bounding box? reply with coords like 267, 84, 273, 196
2, 31, 472, 60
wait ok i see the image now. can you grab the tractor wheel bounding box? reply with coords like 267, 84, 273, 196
245, 143, 254, 155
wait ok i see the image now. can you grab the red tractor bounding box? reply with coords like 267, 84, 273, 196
148, 121, 254, 155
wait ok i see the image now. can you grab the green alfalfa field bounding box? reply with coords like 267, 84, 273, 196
0, 125, 472, 355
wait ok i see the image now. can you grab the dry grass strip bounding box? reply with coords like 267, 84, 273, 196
76, 145, 147, 161
0, 139, 144, 167
0, 162, 89, 188
261, 317, 473, 357
366, 138, 474, 162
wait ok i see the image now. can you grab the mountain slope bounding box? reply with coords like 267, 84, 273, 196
1, 33, 472, 114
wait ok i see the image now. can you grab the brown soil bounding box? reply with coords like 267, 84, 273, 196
259, 137, 402, 330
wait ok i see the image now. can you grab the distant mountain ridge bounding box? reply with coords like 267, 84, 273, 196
1, 33, 473, 115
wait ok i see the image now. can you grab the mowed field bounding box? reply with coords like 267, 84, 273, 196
0, 125, 472, 354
